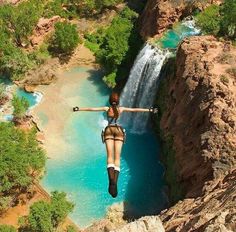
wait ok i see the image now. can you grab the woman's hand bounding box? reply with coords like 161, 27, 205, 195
73, 106, 80, 112
149, 107, 158, 114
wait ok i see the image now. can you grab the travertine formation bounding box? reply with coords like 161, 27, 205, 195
158, 36, 236, 231
140, 0, 222, 39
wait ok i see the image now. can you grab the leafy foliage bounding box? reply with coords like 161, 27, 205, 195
196, 4, 220, 35
28, 201, 53, 232
0, 122, 46, 194
0, 0, 43, 45
43, 0, 76, 19
71, 0, 124, 15
0, 225, 17, 232
23, 191, 74, 231
66, 225, 77, 232
96, 7, 138, 71
50, 22, 79, 54
86, 7, 143, 87
220, 0, 236, 39
0, 33, 33, 80
196, 0, 236, 39
0, 196, 12, 213
12, 95, 29, 120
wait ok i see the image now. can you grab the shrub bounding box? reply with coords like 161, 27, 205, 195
50, 191, 74, 227
50, 22, 80, 54
0, 122, 46, 194
28, 201, 53, 232
0, 33, 33, 80
196, 4, 221, 35
22, 191, 74, 231
220, 0, 236, 39
12, 95, 29, 120
0, 196, 12, 213
66, 225, 77, 232
220, 75, 229, 84
103, 72, 116, 88
216, 52, 235, 64
226, 66, 236, 78
0, 225, 16, 232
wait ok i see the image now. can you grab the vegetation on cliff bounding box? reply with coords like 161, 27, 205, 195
0, 225, 17, 232
19, 191, 74, 232
85, 7, 143, 88
0, 123, 45, 212
154, 58, 183, 203
196, 0, 236, 39
0, 0, 126, 82
49, 22, 80, 55
12, 95, 29, 121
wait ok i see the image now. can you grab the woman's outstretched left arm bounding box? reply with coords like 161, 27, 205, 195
73, 106, 109, 112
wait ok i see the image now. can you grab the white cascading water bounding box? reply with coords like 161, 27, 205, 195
120, 44, 170, 134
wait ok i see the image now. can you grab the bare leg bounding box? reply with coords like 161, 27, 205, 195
105, 139, 115, 165
114, 140, 123, 168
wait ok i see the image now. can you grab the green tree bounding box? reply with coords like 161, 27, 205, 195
23, 191, 74, 231
0, 122, 46, 194
12, 95, 29, 120
0, 225, 17, 232
96, 7, 138, 72
196, 4, 221, 35
0, 196, 12, 214
0, 33, 33, 80
8, 0, 43, 45
51, 22, 79, 54
28, 201, 53, 232
50, 191, 74, 227
220, 0, 236, 39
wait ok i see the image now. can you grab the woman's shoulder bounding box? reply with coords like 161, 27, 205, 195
118, 106, 124, 113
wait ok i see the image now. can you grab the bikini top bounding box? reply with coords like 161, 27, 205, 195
107, 106, 120, 125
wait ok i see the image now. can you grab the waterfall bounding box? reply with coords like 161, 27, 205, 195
119, 19, 200, 134
120, 44, 170, 134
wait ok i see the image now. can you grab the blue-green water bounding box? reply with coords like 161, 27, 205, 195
158, 20, 200, 49
16, 89, 41, 108
12, 19, 200, 228
41, 68, 166, 227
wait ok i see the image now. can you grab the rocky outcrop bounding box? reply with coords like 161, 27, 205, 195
30, 16, 61, 48
157, 36, 236, 231
21, 58, 60, 90
160, 169, 236, 231
112, 216, 165, 232
140, 0, 222, 39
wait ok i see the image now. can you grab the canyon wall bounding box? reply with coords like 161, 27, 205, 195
156, 35, 236, 231
139, 0, 222, 39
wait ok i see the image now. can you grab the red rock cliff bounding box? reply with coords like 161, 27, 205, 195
158, 35, 236, 231
140, 0, 222, 39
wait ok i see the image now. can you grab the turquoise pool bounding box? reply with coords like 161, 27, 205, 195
40, 68, 166, 227
158, 20, 200, 49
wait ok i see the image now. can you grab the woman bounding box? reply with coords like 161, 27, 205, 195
73, 92, 157, 198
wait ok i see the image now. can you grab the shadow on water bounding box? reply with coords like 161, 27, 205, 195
86, 69, 110, 97
121, 128, 167, 220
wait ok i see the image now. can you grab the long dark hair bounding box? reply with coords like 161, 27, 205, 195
109, 92, 120, 120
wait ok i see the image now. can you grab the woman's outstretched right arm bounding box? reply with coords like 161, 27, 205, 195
120, 107, 158, 113
73, 106, 109, 112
